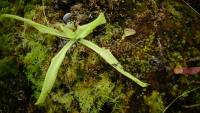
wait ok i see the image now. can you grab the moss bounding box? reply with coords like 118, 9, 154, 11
0, 34, 14, 55
142, 32, 155, 53
100, 24, 113, 44
58, 47, 87, 85
135, 1, 148, 12
167, 52, 184, 67
51, 90, 74, 112
0, 57, 29, 113
45, 72, 134, 113
1, 0, 200, 112
166, 3, 182, 19
0, 57, 18, 77
0, 1, 33, 110
71, 73, 115, 113
130, 56, 151, 74
170, 84, 179, 97
124, 32, 156, 74
144, 91, 164, 113
22, 40, 48, 97
100, 24, 123, 45
74, 84, 95, 112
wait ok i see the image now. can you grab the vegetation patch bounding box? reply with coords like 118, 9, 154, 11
0, 0, 200, 113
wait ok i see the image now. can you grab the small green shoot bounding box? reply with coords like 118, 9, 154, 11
121, 28, 136, 40
1, 13, 149, 105
162, 87, 200, 113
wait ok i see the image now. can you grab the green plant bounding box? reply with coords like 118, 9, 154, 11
144, 91, 164, 113
162, 87, 200, 113
1, 13, 149, 105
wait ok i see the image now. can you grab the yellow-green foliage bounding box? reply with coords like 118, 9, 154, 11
167, 52, 183, 67
46, 73, 133, 113
23, 39, 48, 96
100, 24, 122, 44
73, 74, 114, 113
126, 32, 155, 74
0, 34, 14, 55
51, 90, 74, 111
144, 91, 164, 113
101, 24, 113, 43
135, 1, 148, 12
23, 41, 47, 78
2, 10, 149, 105
74, 84, 95, 112
0, 8, 20, 55
143, 33, 155, 53
166, 2, 182, 19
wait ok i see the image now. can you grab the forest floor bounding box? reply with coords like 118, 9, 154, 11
0, 0, 200, 113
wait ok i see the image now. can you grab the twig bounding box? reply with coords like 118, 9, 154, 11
183, 103, 200, 108
181, 0, 200, 17
42, 0, 49, 25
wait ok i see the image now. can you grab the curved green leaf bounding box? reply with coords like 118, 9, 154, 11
35, 40, 75, 105
79, 39, 149, 87
1, 14, 74, 39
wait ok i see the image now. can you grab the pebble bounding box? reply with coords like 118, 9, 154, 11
63, 13, 72, 22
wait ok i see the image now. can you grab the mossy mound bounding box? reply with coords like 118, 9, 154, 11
0, 0, 200, 113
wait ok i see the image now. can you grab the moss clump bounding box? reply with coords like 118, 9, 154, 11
1, 0, 200, 112
0, 57, 18, 77
46, 74, 113, 112
23, 40, 48, 97
144, 91, 164, 113
100, 23, 123, 45
45, 73, 134, 113
165, 1, 183, 19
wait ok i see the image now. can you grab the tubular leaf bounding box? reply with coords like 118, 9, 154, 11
79, 39, 149, 87
75, 13, 106, 39
35, 40, 75, 105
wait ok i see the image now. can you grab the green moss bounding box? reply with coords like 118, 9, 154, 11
0, 57, 18, 77
101, 24, 113, 43
124, 33, 156, 74
135, 1, 148, 12
74, 85, 95, 112
23, 39, 48, 97
59, 48, 87, 85
166, 3, 182, 19
0, 34, 14, 55
73, 73, 115, 113
86, 52, 100, 65
167, 52, 183, 67
51, 90, 74, 111
1, 0, 200, 112
142, 33, 155, 53
45, 72, 134, 113
130, 56, 151, 74
170, 84, 179, 97
100, 24, 122, 44
144, 91, 164, 113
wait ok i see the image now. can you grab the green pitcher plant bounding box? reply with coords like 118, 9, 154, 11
1, 13, 149, 105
